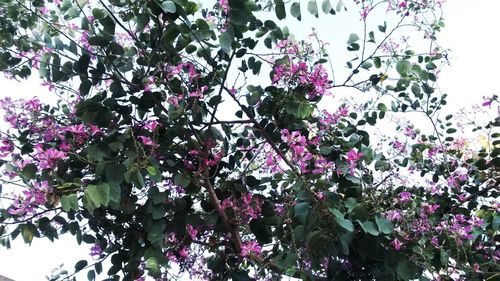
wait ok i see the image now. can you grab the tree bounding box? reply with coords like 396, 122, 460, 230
0, 0, 498, 280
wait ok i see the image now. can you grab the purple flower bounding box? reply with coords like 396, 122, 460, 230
90, 244, 102, 257
398, 191, 412, 204
240, 241, 262, 257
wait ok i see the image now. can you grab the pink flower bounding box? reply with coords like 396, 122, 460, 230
360, 6, 370, 20
240, 241, 261, 257
345, 148, 363, 175
179, 247, 189, 258
186, 224, 198, 239
188, 86, 208, 99
391, 238, 403, 250
137, 136, 159, 148
166, 251, 178, 263
218, 0, 230, 14
144, 120, 160, 131
35, 145, 66, 169
346, 148, 363, 162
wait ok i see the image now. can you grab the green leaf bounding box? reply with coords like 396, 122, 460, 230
373, 57, 381, 68
396, 60, 411, 76
375, 216, 393, 234
20, 223, 37, 244
61, 194, 79, 212
335, 217, 354, 232
146, 257, 161, 277
91, 8, 106, 19
347, 33, 359, 44
136, 13, 149, 31
329, 208, 354, 232
274, 0, 286, 20
249, 219, 273, 244
219, 32, 232, 54
161, 1, 177, 13
147, 166, 157, 176
108, 182, 121, 203
75, 260, 88, 273
87, 269, 96, 281
20, 163, 37, 180
357, 220, 379, 236
85, 183, 110, 207
290, 2, 301, 20
378, 21, 387, 32
105, 163, 127, 183
396, 261, 415, 281
174, 173, 191, 188
294, 202, 310, 223
307, 0, 319, 17
147, 221, 166, 247
322, 0, 333, 14
377, 103, 387, 112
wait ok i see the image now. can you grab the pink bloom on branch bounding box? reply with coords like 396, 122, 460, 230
35, 145, 66, 170
391, 238, 403, 250
360, 6, 370, 20
240, 241, 261, 257
137, 136, 159, 148
346, 148, 363, 162
345, 148, 363, 175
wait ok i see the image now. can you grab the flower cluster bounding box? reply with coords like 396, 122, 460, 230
8, 181, 51, 216
221, 193, 264, 224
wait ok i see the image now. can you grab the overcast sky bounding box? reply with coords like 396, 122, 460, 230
0, 1, 499, 280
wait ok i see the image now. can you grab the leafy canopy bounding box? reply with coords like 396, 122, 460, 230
0, 0, 498, 280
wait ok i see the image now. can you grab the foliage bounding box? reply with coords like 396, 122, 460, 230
0, 0, 498, 280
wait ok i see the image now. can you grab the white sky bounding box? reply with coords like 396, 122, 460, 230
0, 1, 500, 280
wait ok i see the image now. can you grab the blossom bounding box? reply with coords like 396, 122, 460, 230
391, 238, 403, 250
360, 6, 370, 20
188, 85, 208, 99
90, 244, 102, 257
345, 148, 363, 175
386, 209, 403, 221
240, 241, 261, 257
7, 181, 51, 216
186, 224, 198, 239
144, 120, 160, 131
137, 136, 159, 148
218, 0, 229, 14
35, 145, 66, 170
391, 140, 405, 153
398, 191, 412, 204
